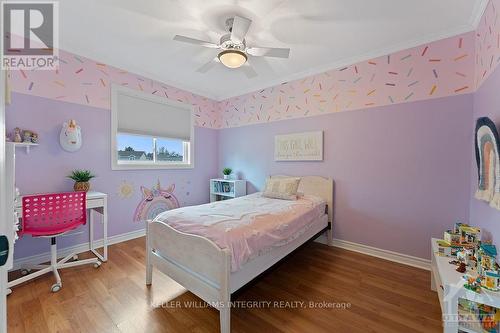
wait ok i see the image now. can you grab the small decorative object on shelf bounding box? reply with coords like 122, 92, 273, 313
22, 129, 33, 143
222, 167, 232, 180
13, 127, 22, 143
68, 169, 95, 192
30, 132, 38, 143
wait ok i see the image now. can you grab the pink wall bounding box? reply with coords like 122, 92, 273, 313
218, 33, 474, 128
8, 49, 221, 129
475, 0, 500, 88
218, 94, 473, 259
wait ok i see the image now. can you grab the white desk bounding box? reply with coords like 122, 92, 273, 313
15, 191, 108, 262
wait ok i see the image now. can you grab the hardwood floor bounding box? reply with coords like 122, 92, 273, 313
7, 237, 442, 333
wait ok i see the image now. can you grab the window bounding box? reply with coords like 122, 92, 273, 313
111, 85, 194, 169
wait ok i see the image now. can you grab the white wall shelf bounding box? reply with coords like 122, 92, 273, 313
9, 142, 38, 154
210, 179, 246, 202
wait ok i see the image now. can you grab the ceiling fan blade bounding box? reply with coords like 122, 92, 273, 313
240, 63, 257, 78
196, 58, 219, 73
231, 16, 252, 44
173, 35, 219, 49
247, 47, 290, 58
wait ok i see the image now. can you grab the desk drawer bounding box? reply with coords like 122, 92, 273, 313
87, 198, 105, 209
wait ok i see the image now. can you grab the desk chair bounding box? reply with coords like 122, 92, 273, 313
8, 192, 101, 293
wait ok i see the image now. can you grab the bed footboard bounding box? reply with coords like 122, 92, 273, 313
146, 220, 231, 333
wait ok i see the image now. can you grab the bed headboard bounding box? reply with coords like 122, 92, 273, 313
269, 175, 334, 223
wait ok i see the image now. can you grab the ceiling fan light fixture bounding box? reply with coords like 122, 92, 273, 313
218, 49, 247, 69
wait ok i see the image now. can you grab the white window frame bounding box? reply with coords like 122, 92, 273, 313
111, 84, 194, 170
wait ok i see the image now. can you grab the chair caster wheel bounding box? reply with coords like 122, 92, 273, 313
20, 269, 31, 276
72, 255, 78, 261
94, 261, 102, 268
51, 283, 62, 293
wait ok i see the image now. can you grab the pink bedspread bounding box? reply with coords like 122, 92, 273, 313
153, 193, 327, 272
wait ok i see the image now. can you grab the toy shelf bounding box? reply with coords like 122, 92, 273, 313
8, 142, 38, 154
431, 238, 500, 333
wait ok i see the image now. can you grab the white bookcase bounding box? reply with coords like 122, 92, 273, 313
431, 238, 500, 333
210, 179, 246, 202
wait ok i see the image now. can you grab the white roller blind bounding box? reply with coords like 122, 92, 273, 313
116, 90, 192, 141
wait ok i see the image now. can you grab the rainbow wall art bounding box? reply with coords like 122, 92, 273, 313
475, 117, 500, 210
133, 180, 180, 222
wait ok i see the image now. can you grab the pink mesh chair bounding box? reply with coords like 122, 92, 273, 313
8, 192, 101, 293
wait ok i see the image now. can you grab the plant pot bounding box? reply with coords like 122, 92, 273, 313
74, 181, 90, 192
223, 175, 230, 180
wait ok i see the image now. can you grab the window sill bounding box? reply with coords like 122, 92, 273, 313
112, 163, 194, 170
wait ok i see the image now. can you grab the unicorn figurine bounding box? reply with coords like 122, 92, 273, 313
133, 179, 179, 222
60, 119, 82, 152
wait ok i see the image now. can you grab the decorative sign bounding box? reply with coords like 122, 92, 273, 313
274, 131, 323, 161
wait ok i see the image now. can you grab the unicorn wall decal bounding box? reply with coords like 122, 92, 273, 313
133, 179, 180, 222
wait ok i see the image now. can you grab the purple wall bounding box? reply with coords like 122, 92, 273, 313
470, 66, 500, 245
218, 95, 473, 259
6, 90, 480, 262
7, 92, 218, 259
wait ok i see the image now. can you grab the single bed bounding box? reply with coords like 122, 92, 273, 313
146, 175, 333, 333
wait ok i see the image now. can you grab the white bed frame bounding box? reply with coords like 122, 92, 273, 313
146, 175, 334, 333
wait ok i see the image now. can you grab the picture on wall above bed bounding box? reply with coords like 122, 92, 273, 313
475, 117, 500, 210
274, 131, 323, 161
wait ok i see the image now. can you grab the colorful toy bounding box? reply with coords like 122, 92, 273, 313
459, 225, 481, 248
478, 304, 499, 332
477, 243, 500, 292
457, 248, 475, 266
444, 226, 462, 246
464, 275, 482, 293
456, 262, 467, 273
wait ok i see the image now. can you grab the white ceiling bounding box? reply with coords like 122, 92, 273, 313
59, 0, 488, 100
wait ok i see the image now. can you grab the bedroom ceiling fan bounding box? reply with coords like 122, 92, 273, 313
173, 15, 290, 78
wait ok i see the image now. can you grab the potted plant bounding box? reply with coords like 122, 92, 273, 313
68, 169, 95, 192
222, 167, 232, 180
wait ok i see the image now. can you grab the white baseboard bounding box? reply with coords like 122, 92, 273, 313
315, 235, 430, 270
13, 228, 430, 272
11, 228, 146, 271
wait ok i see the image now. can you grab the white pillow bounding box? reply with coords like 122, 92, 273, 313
262, 177, 301, 200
